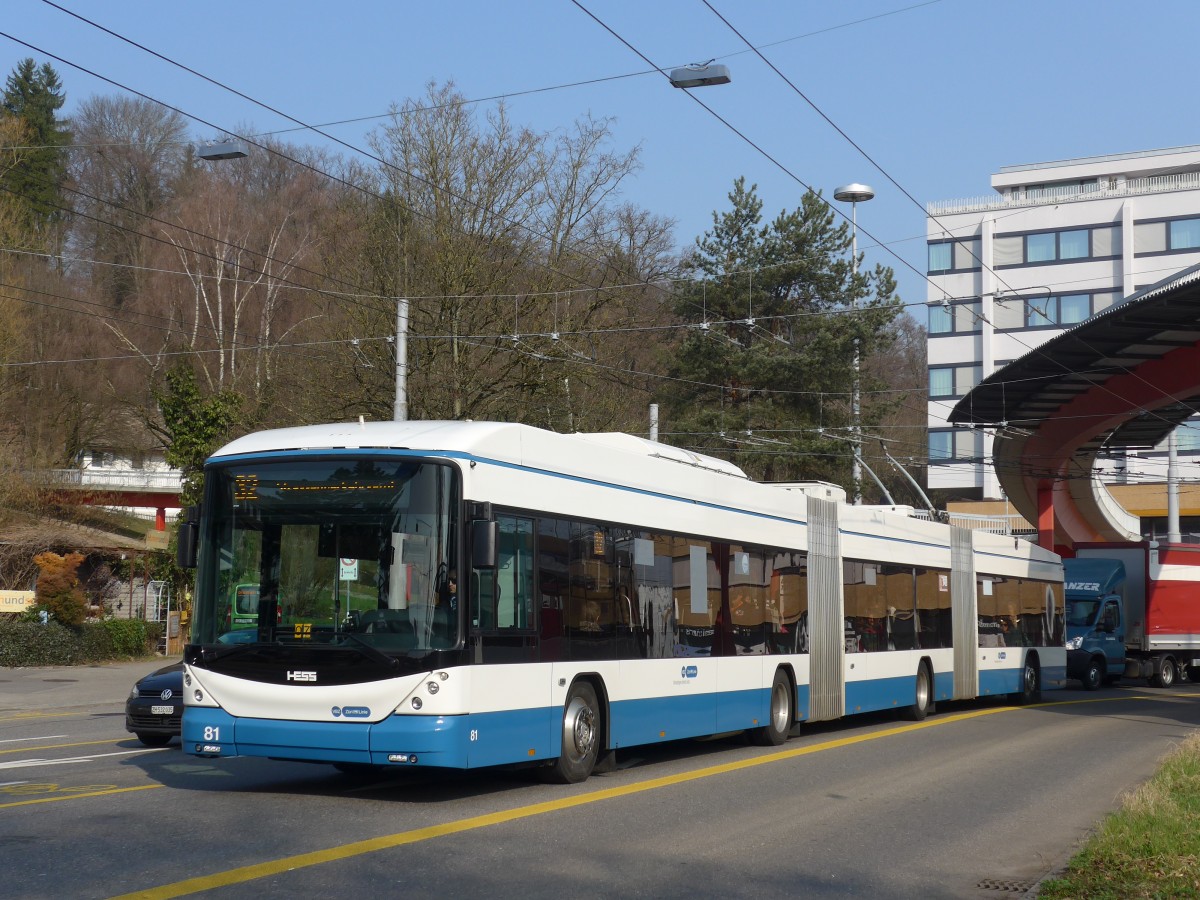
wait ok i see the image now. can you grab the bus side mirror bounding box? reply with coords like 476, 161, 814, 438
471, 520, 498, 570
177, 506, 200, 569
177, 522, 198, 569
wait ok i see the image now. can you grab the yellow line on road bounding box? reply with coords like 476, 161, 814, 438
0, 784, 163, 808
0, 711, 90, 722
0, 738, 131, 755
109, 700, 1093, 900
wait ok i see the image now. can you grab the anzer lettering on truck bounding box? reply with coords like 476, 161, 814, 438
1066, 582, 1101, 591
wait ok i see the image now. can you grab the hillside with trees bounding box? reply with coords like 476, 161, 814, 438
0, 61, 929, 588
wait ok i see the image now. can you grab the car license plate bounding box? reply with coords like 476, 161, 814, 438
151, 705, 175, 715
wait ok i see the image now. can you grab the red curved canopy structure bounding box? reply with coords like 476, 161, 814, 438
950, 264, 1200, 552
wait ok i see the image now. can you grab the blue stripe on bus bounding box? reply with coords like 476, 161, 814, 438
184, 662, 1067, 770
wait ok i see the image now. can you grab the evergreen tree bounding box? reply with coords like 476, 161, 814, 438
663, 178, 901, 486
1, 58, 70, 242
151, 365, 243, 507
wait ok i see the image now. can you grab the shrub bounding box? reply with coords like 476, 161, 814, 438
0, 619, 79, 665
102, 618, 153, 657
33, 551, 87, 628
0, 618, 165, 666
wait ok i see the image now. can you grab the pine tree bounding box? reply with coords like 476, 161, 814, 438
1, 58, 70, 242
663, 178, 901, 486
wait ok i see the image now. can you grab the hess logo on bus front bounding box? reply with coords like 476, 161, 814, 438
287, 670, 318, 682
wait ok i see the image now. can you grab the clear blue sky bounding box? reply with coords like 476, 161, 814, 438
7, 0, 1199, 323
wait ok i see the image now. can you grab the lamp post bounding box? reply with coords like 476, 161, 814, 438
833, 183, 874, 505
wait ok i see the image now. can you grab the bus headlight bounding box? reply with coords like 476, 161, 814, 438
426, 681, 440, 694
411, 697, 423, 710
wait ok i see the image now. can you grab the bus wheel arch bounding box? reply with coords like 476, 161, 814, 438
749, 666, 795, 746
901, 658, 935, 721
544, 676, 606, 784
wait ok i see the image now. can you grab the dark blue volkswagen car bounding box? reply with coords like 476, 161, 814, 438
125, 662, 183, 747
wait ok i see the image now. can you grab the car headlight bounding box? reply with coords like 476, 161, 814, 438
1065, 636, 1083, 650
129, 684, 140, 700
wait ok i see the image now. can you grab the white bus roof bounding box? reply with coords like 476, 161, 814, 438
211, 420, 749, 479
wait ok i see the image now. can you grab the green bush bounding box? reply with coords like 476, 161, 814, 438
102, 618, 155, 657
0, 618, 163, 666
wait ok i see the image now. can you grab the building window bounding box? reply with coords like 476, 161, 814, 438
996, 225, 1117, 268
927, 238, 981, 274
1058, 294, 1090, 324
928, 243, 952, 273
929, 431, 953, 460
927, 300, 980, 335
1026, 232, 1057, 263
1177, 423, 1200, 453
1135, 217, 1200, 255
1169, 218, 1200, 251
1058, 230, 1090, 259
1024, 229, 1090, 263
928, 303, 952, 334
928, 429, 976, 462
929, 364, 981, 399
1000, 290, 1113, 331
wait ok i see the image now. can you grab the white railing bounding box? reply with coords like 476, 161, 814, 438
928, 170, 1200, 216
911, 509, 1036, 536
41, 468, 183, 492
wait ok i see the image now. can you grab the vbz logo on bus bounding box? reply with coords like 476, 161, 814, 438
681, 665, 698, 679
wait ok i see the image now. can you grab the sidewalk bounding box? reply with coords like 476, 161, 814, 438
0, 657, 181, 711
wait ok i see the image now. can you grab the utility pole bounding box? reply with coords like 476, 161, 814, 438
834, 183, 875, 505
394, 296, 408, 421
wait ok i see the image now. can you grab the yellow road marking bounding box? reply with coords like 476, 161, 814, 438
0, 738, 132, 755
0, 784, 162, 808
108, 700, 1096, 900
0, 711, 91, 722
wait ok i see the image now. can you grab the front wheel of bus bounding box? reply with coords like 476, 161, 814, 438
750, 670, 793, 746
547, 681, 601, 784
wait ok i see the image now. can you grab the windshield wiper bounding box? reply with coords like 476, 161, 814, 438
200, 642, 268, 664
334, 632, 401, 669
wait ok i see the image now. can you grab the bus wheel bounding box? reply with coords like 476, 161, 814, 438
1083, 657, 1104, 691
750, 670, 793, 746
901, 662, 933, 721
546, 681, 600, 784
1012, 657, 1041, 705
1151, 655, 1176, 689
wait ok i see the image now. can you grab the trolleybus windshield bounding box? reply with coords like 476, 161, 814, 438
191, 457, 459, 653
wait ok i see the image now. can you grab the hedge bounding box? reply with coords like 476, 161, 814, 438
0, 619, 163, 666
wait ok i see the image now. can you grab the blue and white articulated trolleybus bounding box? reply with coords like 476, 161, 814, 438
179, 421, 1066, 782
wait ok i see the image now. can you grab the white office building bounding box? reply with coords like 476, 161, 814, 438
925, 145, 1200, 499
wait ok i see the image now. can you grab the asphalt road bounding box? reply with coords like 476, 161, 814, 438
3, 661, 1199, 900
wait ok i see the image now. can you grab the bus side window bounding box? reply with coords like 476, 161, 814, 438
474, 515, 533, 631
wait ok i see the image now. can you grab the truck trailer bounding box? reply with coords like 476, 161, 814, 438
1064, 542, 1200, 689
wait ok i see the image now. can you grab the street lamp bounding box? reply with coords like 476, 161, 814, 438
669, 63, 731, 89
197, 138, 248, 161
833, 183, 874, 505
